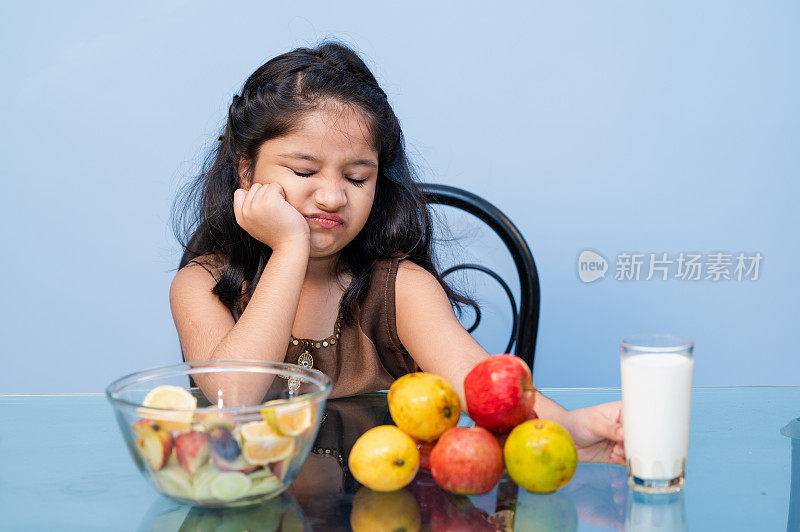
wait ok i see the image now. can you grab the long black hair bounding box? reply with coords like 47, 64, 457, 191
171, 39, 474, 326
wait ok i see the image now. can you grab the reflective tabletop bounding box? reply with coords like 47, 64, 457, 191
1, 387, 798, 531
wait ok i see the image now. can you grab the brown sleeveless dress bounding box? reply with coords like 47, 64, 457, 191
187, 258, 416, 399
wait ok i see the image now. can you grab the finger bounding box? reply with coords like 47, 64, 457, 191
269, 181, 287, 200
596, 416, 624, 443
611, 444, 626, 467
252, 181, 271, 205
233, 189, 246, 224
244, 182, 262, 212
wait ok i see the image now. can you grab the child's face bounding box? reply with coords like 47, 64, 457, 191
247, 102, 378, 259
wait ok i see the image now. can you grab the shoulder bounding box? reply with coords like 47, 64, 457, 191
182, 253, 225, 280
395, 259, 441, 289
394, 259, 450, 308
171, 254, 225, 304
170, 254, 234, 325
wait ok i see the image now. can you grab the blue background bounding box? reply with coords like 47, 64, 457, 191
1, 1, 796, 393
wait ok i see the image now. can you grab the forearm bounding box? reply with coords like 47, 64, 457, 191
532, 391, 569, 424
212, 244, 308, 362
196, 243, 309, 405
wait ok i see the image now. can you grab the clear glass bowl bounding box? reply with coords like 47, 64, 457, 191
106, 360, 331, 508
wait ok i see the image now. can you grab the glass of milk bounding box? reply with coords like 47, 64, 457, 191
621, 334, 694, 494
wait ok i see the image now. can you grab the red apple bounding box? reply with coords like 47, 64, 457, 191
494, 430, 511, 450
132, 418, 173, 471
416, 440, 436, 472
429, 427, 503, 495
175, 430, 210, 475
464, 354, 536, 433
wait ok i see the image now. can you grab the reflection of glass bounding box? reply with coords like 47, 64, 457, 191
621, 334, 694, 494
781, 418, 800, 532
560, 464, 628, 530
625, 491, 687, 532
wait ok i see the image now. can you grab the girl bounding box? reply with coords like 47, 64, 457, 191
170, 41, 625, 466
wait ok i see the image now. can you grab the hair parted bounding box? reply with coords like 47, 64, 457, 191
171, 39, 474, 326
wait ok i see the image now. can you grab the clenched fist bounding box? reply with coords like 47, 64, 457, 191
233, 183, 310, 251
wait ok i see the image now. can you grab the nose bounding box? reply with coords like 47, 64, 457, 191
313, 177, 347, 211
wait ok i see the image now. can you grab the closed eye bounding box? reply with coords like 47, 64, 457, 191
291, 169, 368, 187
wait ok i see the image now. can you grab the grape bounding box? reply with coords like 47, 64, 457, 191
208, 426, 240, 461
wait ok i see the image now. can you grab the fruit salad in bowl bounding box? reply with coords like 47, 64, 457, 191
106, 360, 331, 508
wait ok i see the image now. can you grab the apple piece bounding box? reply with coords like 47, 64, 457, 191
464, 354, 536, 433
212, 452, 260, 473
175, 431, 210, 476
268, 455, 293, 481
207, 426, 241, 462
429, 427, 503, 495
193, 410, 236, 431
132, 418, 173, 471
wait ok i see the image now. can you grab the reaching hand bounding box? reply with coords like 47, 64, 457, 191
562, 401, 626, 466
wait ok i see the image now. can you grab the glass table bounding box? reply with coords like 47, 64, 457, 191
1, 387, 798, 530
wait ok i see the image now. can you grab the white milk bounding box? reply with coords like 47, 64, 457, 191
621, 353, 693, 480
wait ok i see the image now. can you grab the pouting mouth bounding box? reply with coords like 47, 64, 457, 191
305, 213, 344, 225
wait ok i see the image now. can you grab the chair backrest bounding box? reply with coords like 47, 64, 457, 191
420, 183, 541, 369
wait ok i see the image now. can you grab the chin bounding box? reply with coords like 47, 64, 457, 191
308, 240, 342, 259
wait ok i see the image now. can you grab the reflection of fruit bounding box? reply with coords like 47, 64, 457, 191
132, 418, 173, 471
240, 421, 295, 465
155, 464, 193, 498
210, 471, 252, 501
174, 431, 210, 476
416, 440, 436, 472
350, 487, 421, 532
349, 425, 420, 492
504, 419, 577, 493
182, 495, 290, 530
388, 373, 460, 442
429, 427, 503, 495
464, 354, 536, 433
432, 493, 496, 532
515, 490, 578, 532
281, 509, 305, 532
140, 384, 197, 433
208, 426, 240, 461
408, 474, 495, 532
261, 402, 313, 436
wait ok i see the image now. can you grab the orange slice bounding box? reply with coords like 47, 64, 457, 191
261, 403, 313, 436
240, 421, 295, 465
140, 385, 197, 433
240, 420, 278, 440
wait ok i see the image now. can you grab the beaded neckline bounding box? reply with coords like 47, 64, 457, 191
285, 314, 343, 391
289, 313, 343, 352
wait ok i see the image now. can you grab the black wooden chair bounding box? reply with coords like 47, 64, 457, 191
420, 183, 541, 369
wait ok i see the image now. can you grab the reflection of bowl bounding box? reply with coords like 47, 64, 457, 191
106, 360, 331, 508
141, 491, 309, 530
